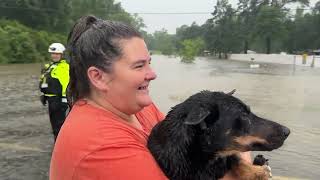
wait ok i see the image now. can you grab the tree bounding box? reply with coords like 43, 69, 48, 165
179, 38, 205, 63
236, 0, 309, 54
0, 19, 66, 64
142, 32, 156, 51
69, 0, 144, 31
0, 0, 72, 33
150, 29, 176, 55
205, 0, 242, 58
0, 27, 10, 63
175, 22, 204, 51
237, 0, 257, 53
0, 0, 145, 33
254, 6, 286, 53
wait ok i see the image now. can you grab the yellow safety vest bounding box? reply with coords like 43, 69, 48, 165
40, 60, 69, 101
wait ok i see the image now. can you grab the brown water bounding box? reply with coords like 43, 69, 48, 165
0, 55, 319, 179
0, 63, 53, 180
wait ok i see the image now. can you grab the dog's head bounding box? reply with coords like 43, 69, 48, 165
181, 90, 290, 156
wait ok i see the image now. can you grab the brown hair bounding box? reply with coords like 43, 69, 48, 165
67, 15, 142, 106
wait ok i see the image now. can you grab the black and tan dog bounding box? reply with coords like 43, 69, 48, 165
147, 90, 290, 180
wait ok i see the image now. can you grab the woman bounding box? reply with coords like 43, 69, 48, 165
50, 15, 250, 180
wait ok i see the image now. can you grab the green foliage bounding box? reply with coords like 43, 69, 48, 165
69, 0, 144, 32
0, 0, 145, 34
33, 31, 67, 61
235, 0, 310, 53
179, 38, 205, 63
284, 8, 320, 53
0, 19, 66, 64
1, 0, 319, 62
175, 23, 204, 51
149, 29, 176, 55
254, 6, 287, 53
204, 0, 242, 58
186, 0, 316, 55
142, 32, 156, 50
0, 0, 146, 64
0, 0, 72, 33
147, 0, 317, 57
0, 27, 10, 63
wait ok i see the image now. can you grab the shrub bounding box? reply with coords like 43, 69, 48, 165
0, 19, 67, 64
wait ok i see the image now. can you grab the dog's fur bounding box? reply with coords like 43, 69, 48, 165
147, 90, 290, 180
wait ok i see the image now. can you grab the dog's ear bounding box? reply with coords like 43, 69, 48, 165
184, 106, 210, 126
227, 89, 236, 95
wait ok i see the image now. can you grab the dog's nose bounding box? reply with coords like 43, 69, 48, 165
282, 126, 290, 138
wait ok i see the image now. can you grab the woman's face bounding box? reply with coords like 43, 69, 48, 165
105, 37, 157, 114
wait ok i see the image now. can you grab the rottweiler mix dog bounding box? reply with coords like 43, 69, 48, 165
147, 90, 290, 180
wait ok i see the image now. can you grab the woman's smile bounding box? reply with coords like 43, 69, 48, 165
138, 84, 149, 92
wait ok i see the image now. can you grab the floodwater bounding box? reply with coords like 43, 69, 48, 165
1, 55, 320, 179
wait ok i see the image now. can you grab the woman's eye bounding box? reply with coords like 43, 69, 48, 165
135, 64, 144, 68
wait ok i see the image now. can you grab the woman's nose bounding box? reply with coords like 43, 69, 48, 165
146, 68, 157, 80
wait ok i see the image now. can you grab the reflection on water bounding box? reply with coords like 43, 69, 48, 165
0, 56, 320, 179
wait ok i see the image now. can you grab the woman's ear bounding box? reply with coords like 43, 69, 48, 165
87, 66, 112, 91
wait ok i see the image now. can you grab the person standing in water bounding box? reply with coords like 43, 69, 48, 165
39, 43, 69, 141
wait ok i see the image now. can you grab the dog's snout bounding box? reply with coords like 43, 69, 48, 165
282, 126, 290, 138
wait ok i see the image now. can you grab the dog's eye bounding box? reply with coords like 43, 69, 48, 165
233, 116, 250, 132
233, 117, 243, 129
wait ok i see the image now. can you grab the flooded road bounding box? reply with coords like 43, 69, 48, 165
0, 63, 53, 180
1, 55, 320, 179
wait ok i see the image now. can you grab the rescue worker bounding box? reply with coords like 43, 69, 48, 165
39, 43, 70, 141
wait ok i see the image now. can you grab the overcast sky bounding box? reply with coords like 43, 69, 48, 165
116, 0, 318, 34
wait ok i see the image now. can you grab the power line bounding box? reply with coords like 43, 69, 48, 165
0, 5, 212, 14
129, 12, 213, 15
0, 5, 315, 14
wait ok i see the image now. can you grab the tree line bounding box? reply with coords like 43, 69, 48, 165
145, 0, 320, 59
0, 0, 145, 64
0, 0, 319, 63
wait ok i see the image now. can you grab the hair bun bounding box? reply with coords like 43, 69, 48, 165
67, 15, 98, 51
85, 15, 97, 26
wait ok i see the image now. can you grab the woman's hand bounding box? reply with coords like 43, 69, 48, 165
219, 152, 252, 180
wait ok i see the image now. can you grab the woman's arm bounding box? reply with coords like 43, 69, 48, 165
72, 146, 168, 180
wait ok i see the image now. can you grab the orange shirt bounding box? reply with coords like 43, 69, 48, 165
50, 100, 168, 180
